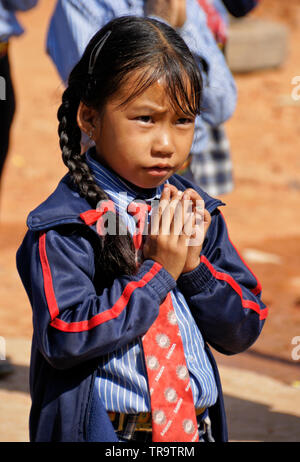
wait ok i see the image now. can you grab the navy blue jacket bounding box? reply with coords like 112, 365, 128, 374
16, 173, 267, 442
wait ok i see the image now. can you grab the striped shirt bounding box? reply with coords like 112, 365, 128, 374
85, 149, 218, 412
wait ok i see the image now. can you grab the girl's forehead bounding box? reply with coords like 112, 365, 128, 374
110, 68, 193, 112
112, 71, 167, 101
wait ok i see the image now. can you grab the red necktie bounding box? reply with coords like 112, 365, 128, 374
128, 201, 199, 442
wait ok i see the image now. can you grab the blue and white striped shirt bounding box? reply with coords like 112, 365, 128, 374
0, 1, 38, 42
85, 149, 218, 412
46, 0, 237, 156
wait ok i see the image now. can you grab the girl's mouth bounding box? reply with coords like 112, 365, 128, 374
144, 165, 173, 176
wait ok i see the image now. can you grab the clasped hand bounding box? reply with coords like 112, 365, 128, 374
143, 184, 211, 280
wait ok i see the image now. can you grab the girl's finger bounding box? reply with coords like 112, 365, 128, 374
178, 210, 194, 247
170, 191, 186, 236
203, 209, 211, 234
183, 188, 203, 203
180, 193, 194, 236
170, 190, 195, 238
150, 184, 171, 235
183, 210, 195, 237
183, 189, 205, 219
161, 188, 183, 235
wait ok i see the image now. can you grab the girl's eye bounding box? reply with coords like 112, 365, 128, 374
136, 116, 153, 123
177, 117, 194, 125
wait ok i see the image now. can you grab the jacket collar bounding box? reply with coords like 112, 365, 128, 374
26, 174, 91, 231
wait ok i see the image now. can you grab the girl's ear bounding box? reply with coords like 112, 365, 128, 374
77, 102, 100, 138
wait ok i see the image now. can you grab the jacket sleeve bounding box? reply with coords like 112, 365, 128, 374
177, 209, 268, 355
16, 228, 176, 370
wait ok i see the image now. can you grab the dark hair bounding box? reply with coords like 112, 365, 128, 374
57, 15, 203, 282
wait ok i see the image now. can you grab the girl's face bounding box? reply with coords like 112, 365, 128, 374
79, 69, 196, 189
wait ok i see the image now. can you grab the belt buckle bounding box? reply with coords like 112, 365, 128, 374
135, 412, 152, 432
108, 409, 206, 433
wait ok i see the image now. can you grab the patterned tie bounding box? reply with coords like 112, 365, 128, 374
127, 201, 199, 442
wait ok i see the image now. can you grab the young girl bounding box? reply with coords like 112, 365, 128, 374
17, 16, 267, 443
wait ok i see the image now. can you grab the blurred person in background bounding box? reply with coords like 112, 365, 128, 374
0, 0, 38, 190
0, 0, 38, 378
193, 0, 260, 195
46, 0, 237, 197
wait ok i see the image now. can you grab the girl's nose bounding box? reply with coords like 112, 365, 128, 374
151, 129, 175, 157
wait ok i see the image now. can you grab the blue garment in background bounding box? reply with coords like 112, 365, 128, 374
0, 0, 38, 41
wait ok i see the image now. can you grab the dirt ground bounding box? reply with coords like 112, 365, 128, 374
0, 0, 300, 442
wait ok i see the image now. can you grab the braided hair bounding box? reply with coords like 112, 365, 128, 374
57, 84, 137, 281
57, 15, 203, 282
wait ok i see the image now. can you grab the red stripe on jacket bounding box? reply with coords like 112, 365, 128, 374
220, 211, 262, 296
200, 255, 268, 320
39, 232, 60, 320
38, 231, 162, 332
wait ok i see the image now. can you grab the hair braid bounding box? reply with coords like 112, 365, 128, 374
57, 85, 104, 206
57, 85, 137, 283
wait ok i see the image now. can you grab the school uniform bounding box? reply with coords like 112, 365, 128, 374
16, 149, 268, 442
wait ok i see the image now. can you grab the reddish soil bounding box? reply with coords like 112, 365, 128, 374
0, 0, 299, 441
